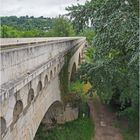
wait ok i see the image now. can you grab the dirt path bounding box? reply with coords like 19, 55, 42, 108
88, 96, 123, 140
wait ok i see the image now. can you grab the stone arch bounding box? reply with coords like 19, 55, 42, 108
78, 53, 81, 65
37, 81, 42, 94
44, 74, 48, 86
70, 62, 77, 82
47, 101, 63, 114
27, 88, 34, 105
50, 70, 53, 80
37, 101, 63, 130
34, 100, 63, 139
13, 100, 23, 123
0, 117, 6, 134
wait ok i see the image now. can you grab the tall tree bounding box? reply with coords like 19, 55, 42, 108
66, 0, 98, 33
52, 16, 75, 37
67, 0, 139, 127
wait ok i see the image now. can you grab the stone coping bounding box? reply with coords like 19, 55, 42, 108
0, 37, 85, 49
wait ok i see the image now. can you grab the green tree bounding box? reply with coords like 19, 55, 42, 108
67, 0, 139, 128
52, 16, 75, 37
1, 16, 56, 31
66, 1, 95, 33
0, 25, 22, 37
79, 28, 95, 45
1, 16, 76, 38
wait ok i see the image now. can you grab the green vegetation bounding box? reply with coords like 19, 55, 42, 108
0, 16, 75, 37
1, 0, 138, 139
113, 120, 139, 140
59, 52, 72, 104
79, 28, 95, 45
51, 16, 75, 37
35, 117, 94, 140
0, 25, 47, 37
1, 16, 55, 31
35, 77, 94, 140
66, 0, 139, 139
122, 128, 139, 140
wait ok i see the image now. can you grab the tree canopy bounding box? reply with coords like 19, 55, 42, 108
66, 0, 139, 128
1, 16, 55, 31
50, 16, 75, 37
0, 16, 75, 38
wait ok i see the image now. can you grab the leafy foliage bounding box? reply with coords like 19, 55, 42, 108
66, 1, 95, 33
79, 28, 95, 45
0, 25, 20, 37
66, 0, 139, 129
0, 16, 75, 37
69, 81, 84, 94
0, 25, 49, 37
1, 16, 55, 31
51, 16, 75, 37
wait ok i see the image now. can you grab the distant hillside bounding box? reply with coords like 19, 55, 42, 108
0, 16, 76, 38
1, 16, 56, 31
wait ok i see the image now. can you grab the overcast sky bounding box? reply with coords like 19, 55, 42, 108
0, 0, 87, 17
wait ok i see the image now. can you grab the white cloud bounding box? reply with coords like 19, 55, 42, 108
0, 0, 87, 17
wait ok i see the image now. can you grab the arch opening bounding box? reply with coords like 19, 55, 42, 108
44, 75, 48, 86
0, 117, 6, 135
78, 53, 81, 65
27, 88, 34, 105
13, 100, 23, 123
70, 62, 77, 82
42, 101, 63, 125
34, 101, 63, 139
57, 64, 59, 70
37, 81, 42, 93
50, 70, 53, 80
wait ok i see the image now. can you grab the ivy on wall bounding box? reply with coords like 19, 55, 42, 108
59, 51, 72, 104
59, 41, 85, 105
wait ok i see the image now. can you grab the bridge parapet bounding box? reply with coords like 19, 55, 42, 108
0, 37, 85, 100
0, 37, 85, 86
0, 37, 86, 140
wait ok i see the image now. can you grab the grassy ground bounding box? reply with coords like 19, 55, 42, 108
107, 104, 139, 140
114, 120, 139, 140
34, 117, 95, 140
122, 128, 139, 140
114, 121, 139, 140
93, 93, 139, 140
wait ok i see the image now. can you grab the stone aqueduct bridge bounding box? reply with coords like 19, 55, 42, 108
0, 37, 86, 140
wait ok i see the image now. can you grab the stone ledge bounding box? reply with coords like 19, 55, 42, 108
0, 37, 85, 50
0, 56, 64, 102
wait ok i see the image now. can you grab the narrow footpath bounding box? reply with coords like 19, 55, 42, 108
88, 96, 123, 140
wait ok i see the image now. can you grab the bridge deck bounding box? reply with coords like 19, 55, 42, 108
0, 37, 85, 49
